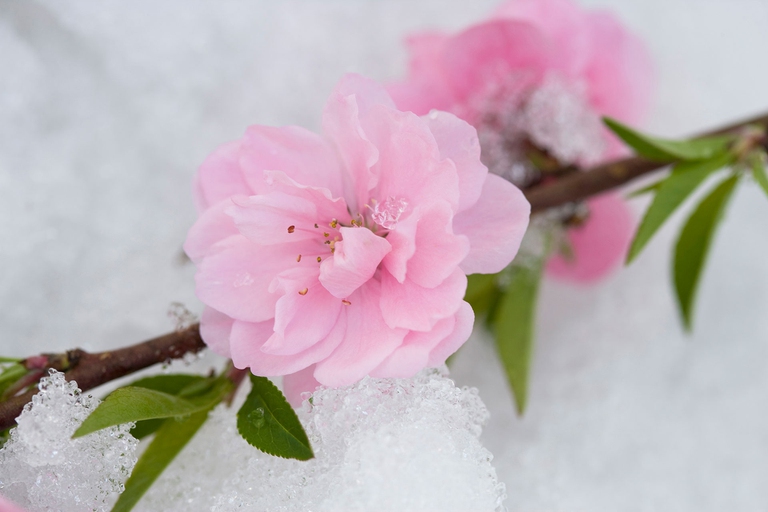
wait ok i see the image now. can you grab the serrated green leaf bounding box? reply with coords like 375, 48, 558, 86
751, 153, 768, 198
627, 152, 733, 264
673, 174, 741, 331
604, 117, 733, 161
111, 408, 211, 512
492, 257, 544, 416
237, 374, 313, 461
73, 379, 231, 438
464, 272, 501, 318
627, 178, 665, 198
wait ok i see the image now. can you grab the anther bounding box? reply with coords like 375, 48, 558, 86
341, 299, 351, 306
317, 256, 322, 263
298, 288, 308, 296
324, 240, 331, 245
314, 223, 319, 228
330, 219, 338, 228
296, 255, 302, 262
287, 225, 295, 234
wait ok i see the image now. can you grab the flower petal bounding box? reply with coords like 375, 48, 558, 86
282, 365, 321, 408
184, 198, 240, 264
426, 301, 475, 367
314, 280, 407, 387
195, 235, 304, 323
319, 226, 391, 298
454, 173, 530, 275
380, 268, 467, 332
194, 140, 252, 212
239, 124, 345, 199
546, 193, 633, 283
199, 306, 234, 358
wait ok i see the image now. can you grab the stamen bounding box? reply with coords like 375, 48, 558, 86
287, 225, 295, 234
296, 255, 302, 262
314, 223, 319, 228
324, 240, 331, 245
324, 232, 330, 237
298, 288, 308, 296
341, 299, 351, 306
317, 256, 322, 263
330, 219, 338, 228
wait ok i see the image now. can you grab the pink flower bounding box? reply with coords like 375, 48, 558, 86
0, 495, 28, 512
389, 0, 653, 283
185, 74, 530, 403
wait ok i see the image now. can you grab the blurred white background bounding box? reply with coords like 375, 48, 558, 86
1, 1, 766, 510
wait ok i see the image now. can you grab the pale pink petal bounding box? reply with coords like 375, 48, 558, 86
454, 173, 530, 275
0, 495, 29, 512
442, 19, 553, 102
366, 106, 460, 213
282, 365, 321, 407
423, 110, 487, 213
380, 268, 467, 332
322, 78, 381, 212
387, 32, 456, 115
261, 170, 352, 224
370, 312, 456, 378
263, 281, 342, 356
184, 198, 240, 264
319, 226, 391, 298
404, 202, 469, 289
239, 125, 345, 199
195, 235, 304, 323
583, 11, 654, 124
199, 306, 234, 358
194, 140, 252, 212
492, 0, 591, 78
381, 212, 418, 283
426, 301, 475, 367
314, 280, 407, 387
546, 193, 634, 283
230, 317, 345, 376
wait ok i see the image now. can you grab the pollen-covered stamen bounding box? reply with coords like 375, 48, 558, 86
296, 255, 302, 262
369, 196, 408, 229
298, 288, 308, 296
341, 299, 351, 306
287, 225, 295, 233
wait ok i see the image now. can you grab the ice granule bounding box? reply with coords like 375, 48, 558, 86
522, 75, 606, 166
0, 370, 138, 512
139, 369, 505, 512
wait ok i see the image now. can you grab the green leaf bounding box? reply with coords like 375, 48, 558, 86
627, 178, 665, 198
626, 152, 733, 264
492, 256, 544, 416
0, 357, 21, 363
673, 174, 741, 331
751, 152, 768, 198
129, 418, 166, 440
604, 117, 733, 161
464, 273, 501, 318
128, 374, 209, 396
237, 374, 313, 461
73, 379, 231, 438
0, 364, 26, 395
111, 408, 211, 512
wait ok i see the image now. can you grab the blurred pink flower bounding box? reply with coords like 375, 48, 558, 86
0, 495, 28, 512
389, 0, 653, 282
185, 74, 530, 403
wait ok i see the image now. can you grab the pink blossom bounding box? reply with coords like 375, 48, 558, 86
389, 0, 653, 283
0, 495, 28, 512
185, 74, 530, 402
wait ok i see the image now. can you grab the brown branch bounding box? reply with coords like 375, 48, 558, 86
0, 324, 205, 431
2, 110, 768, 432
525, 111, 768, 213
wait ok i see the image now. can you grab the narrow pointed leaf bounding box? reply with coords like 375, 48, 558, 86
111, 408, 211, 512
73, 379, 231, 438
0, 364, 27, 396
0, 357, 21, 363
604, 117, 732, 161
673, 174, 740, 330
237, 374, 313, 460
464, 272, 501, 319
627, 178, 665, 198
626, 152, 732, 264
751, 153, 768, 198
492, 256, 544, 416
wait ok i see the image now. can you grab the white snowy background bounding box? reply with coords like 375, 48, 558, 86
1, 0, 766, 510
